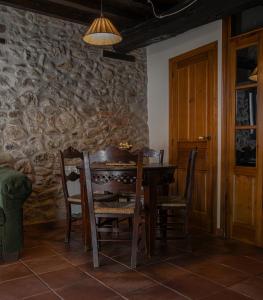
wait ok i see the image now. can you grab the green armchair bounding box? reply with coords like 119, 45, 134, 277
0, 166, 32, 261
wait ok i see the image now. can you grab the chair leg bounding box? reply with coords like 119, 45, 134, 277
160, 209, 167, 241
65, 203, 72, 243
128, 217, 133, 237
96, 217, 102, 250
112, 218, 119, 238
141, 219, 147, 256
184, 208, 189, 237
90, 215, 99, 268
131, 216, 140, 269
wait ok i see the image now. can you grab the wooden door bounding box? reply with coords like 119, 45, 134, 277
169, 43, 218, 232
226, 32, 263, 246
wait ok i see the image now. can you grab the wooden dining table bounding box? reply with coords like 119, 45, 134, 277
79, 163, 177, 256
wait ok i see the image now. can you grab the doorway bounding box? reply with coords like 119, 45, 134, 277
169, 42, 218, 233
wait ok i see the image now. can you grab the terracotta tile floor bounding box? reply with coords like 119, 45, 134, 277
1, 224, 263, 300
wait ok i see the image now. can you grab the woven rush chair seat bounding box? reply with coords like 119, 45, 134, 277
60, 146, 118, 245
156, 149, 197, 239
68, 193, 118, 204
84, 146, 146, 268
94, 201, 135, 214
68, 194, 81, 204
157, 195, 187, 207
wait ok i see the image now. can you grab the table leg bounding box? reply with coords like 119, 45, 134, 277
144, 184, 157, 257
80, 170, 91, 251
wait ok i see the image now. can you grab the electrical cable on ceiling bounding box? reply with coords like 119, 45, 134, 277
147, 0, 198, 19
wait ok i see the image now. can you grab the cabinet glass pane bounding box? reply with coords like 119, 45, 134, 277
236, 88, 257, 126
236, 46, 258, 85
236, 129, 256, 167
231, 6, 263, 37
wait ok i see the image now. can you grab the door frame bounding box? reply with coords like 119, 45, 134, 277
169, 42, 218, 234
222, 18, 263, 246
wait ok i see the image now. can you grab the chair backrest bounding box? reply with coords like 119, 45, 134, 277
184, 148, 198, 204
83, 146, 143, 214
59, 146, 83, 199
134, 147, 164, 164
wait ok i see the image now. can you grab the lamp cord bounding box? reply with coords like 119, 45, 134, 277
147, 0, 198, 19
100, 0, 103, 16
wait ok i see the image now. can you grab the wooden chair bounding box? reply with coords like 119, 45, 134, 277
157, 149, 197, 238
59, 147, 117, 244
142, 147, 164, 164
132, 147, 164, 164
59, 147, 83, 243
83, 147, 146, 268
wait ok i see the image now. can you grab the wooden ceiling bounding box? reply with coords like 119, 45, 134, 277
0, 0, 262, 53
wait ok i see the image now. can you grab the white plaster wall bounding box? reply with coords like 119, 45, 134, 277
147, 20, 222, 228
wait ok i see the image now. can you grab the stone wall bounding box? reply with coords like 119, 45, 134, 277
0, 5, 148, 224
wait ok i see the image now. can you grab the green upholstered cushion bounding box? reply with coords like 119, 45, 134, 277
0, 167, 32, 208
0, 208, 5, 226
0, 167, 32, 261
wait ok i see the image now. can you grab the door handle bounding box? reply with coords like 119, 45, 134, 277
198, 136, 211, 141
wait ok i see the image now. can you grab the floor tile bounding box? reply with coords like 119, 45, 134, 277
138, 262, 188, 282
0, 262, 31, 283
153, 243, 187, 259
201, 288, 253, 300
46, 240, 83, 254
168, 253, 210, 268
164, 272, 223, 299
0, 275, 49, 300
245, 252, 263, 263
21, 246, 57, 261
10, 224, 263, 300
113, 253, 162, 268
89, 269, 156, 296
230, 276, 263, 300
39, 266, 87, 289
126, 285, 187, 299
62, 251, 93, 266
23, 291, 60, 299
23, 238, 45, 249
79, 256, 128, 277
24, 255, 72, 274
101, 244, 131, 258
178, 260, 249, 286
209, 254, 263, 275
56, 277, 120, 300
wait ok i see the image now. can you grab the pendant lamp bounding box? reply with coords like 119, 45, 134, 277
83, 0, 122, 46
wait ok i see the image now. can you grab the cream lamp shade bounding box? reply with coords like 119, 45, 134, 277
83, 17, 122, 46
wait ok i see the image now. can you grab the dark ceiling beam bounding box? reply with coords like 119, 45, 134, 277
0, 0, 133, 28
54, 0, 151, 20
48, 0, 140, 21
115, 0, 262, 53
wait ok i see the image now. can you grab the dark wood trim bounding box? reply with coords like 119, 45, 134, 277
226, 25, 263, 245
256, 30, 263, 246
221, 17, 231, 239
103, 50, 135, 62
115, 0, 262, 53
169, 42, 218, 234
0, 0, 132, 27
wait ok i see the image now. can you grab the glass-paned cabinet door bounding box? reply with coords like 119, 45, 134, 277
236, 129, 256, 166
236, 46, 258, 85
236, 88, 257, 126
235, 44, 258, 167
